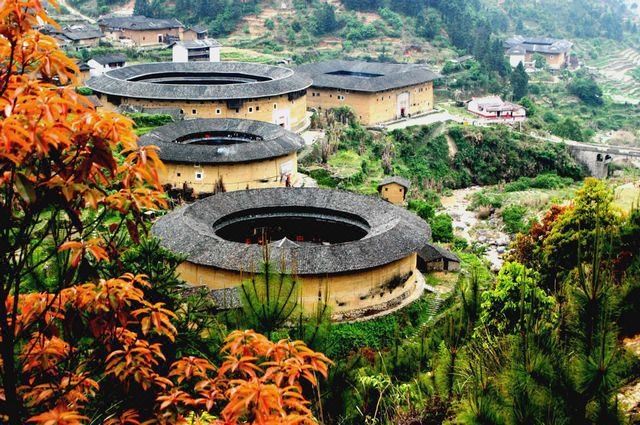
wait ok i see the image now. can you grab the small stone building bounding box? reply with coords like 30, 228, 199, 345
296, 60, 440, 126
377, 176, 410, 205
417, 243, 460, 272
137, 118, 303, 194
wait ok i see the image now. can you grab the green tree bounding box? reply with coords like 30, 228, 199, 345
480, 262, 555, 334
510, 61, 529, 101
532, 53, 547, 69
313, 2, 340, 35
553, 117, 585, 141
568, 76, 604, 106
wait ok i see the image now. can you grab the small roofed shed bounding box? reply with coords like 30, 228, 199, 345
417, 243, 460, 272
137, 118, 304, 193
377, 176, 410, 205
152, 188, 431, 321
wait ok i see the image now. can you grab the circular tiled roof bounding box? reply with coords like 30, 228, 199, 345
152, 188, 431, 275
138, 118, 304, 164
86, 62, 311, 100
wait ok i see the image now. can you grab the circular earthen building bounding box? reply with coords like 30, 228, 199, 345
153, 188, 431, 320
138, 118, 303, 194
86, 62, 311, 132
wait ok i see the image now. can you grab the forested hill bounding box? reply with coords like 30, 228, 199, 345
74, 0, 632, 43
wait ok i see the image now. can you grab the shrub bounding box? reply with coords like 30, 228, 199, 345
502, 205, 527, 234
431, 214, 454, 242
409, 199, 436, 221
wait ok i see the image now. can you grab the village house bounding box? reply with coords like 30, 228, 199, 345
467, 96, 526, 122
172, 39, 221, 63
377, 176, 410, 205
181, 24, 209, 41
97, 15, 184, 46
504, 36, 573, 70
296, 60, 440, 126
61, 24, 103, 49
87, 54, 127, 77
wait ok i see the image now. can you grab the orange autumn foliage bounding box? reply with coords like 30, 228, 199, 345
0, 0, 331, 424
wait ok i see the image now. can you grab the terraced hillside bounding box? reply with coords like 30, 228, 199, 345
589, 47, 640, 104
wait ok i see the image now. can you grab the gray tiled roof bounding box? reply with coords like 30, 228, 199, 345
188, 24, 208, 34
418, 243, 460, 263
504, 35, 573, 54
152, 188, 431, 275
86, 62, 312, 100
175, 39, 221, 49
296, 60, 440, 92
378, 176, 410, 190
98, 15, 183, 31
138, 118, 304, 164
91, 54, 127, 65
62, 25, 103, 41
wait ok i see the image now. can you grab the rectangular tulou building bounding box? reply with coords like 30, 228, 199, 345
296, 60, 440, 126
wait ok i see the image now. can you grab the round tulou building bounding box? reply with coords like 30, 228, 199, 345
138, 118, 303, 194
152, 188, 431, 321
86, 62, 311, 132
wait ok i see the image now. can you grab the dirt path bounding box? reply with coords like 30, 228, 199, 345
57, 0, 96, 23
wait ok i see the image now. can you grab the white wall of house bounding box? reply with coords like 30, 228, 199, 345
87, 59, 127, 77
172, 44, 220, 62
172, 44, 189, 62
509, 54, 525, 68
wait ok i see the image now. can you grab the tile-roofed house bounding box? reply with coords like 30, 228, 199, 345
296, 60, 440, 125
467, 96, 526, 122
61, 25, 104, 48
88, 54, 127, 77
504, 35, 573, 70
182, 24, 209, 41
377, 176, 410, 205
417, 243, 460, 272
172, 39, 221, 63
98, 15, 184, 46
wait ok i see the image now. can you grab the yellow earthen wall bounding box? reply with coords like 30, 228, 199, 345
96, 93, 308, 132
306, 81, 434, 125
379, 182, 406, 205
176, 253, 418, 315
525, 52, 566, 69
161, 152, 298, 193
121, 28, 181, 46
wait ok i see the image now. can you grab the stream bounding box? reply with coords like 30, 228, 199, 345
440, 186, 511, 272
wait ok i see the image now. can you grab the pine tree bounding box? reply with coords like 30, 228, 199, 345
511, 61, 529, 101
